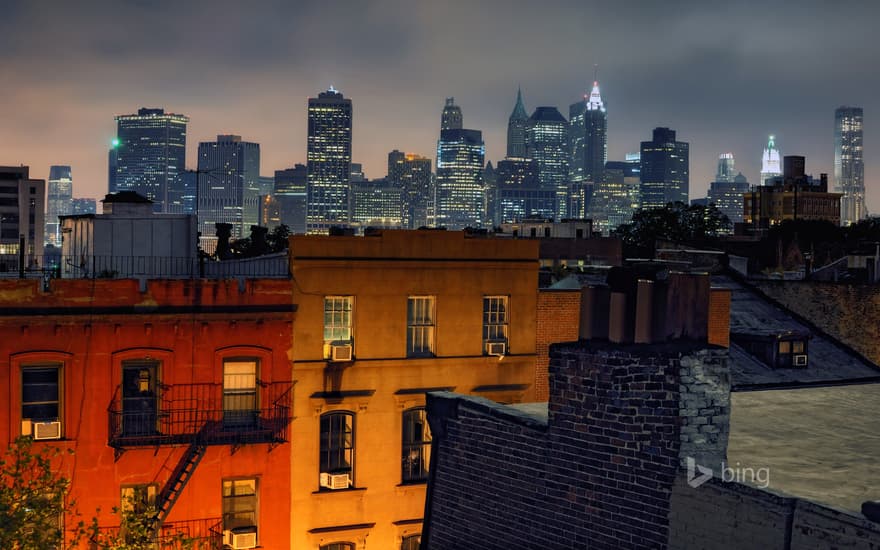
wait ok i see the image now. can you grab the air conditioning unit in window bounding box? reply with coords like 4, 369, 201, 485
330, 343, 353, 362
223, 527, 257, 549
486, 341, 506, 357
31, 421, 62, 440
320, 472, 351, 490
793, 354, 808, 367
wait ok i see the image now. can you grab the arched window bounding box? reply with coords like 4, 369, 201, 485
402, 408, 431, 483
320, 411, 355, 487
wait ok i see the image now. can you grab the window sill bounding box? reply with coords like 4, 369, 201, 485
312, 486, 367, 495
397, 481, 427, 487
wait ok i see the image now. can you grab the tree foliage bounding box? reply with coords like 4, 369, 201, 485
613, 202, 731, 254
229, 224, 291, 259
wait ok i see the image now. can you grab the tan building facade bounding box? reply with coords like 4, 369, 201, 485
288, 230, 540, 548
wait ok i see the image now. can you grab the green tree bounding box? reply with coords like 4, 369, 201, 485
614, 202, 731, 254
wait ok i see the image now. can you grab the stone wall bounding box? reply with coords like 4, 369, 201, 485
753, 281, 880, 365
678, 350, 730, 472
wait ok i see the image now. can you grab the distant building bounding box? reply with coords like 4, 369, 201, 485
440, 97, 463, 131
108, 140, 118, 193
197, 135, 261, 252
568, 80, 607, 213
506, 88, 528, 158
274, 164, 308, 234
708, 172, 750, 226
350, 163, 366, 183
71, 198, 97, 215
259, 194, 282, 231
760, 134, 782, 186
526, 107, 569, 219
46, 165, 72, 246
170, 170, 197, 215
495, 157, 554, 224
436, 123, 485, 229
0, 166, 45, 268
307, 87, 352, 233
113, 108, 188, 212
350, 178, 402, 229
744, 156, 842, 229
835, 106, 865, 225
59, 191, 197, 279
590, 159, 640, 235
387, 150, 406, 187
640, 127, 689, 209
397, 154, 432, 229
716, 153, 737, 183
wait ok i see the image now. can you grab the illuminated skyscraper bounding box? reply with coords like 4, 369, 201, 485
441, 98, 463, 131
46, 165, 72, 246
307, 87, 352, 233
71, 198, 96, 215
495, 157, 554, 224
716, 153, 736, 183
589, 160, 639, 235
569, 80, 607, 198
835, 106, 865, 224
507, 88, 528, 158
760, 135, 782, 186
639, 127, 689, 208
436, 128, 485, 229
113, 108, 188, 212
708, 173, 750, 227
526, 107, 569, 219
394, 153, 433, 229
197, 135, 261, 251
275, 164, 308, 234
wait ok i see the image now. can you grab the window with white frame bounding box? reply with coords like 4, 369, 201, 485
407, 296, 435, 357
222, 478, 258, 532
483, 296, 509, 349
324, 296, 353, 344
223, 359, 258, 428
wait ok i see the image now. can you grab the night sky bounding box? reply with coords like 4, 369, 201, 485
2, 0, 877, 212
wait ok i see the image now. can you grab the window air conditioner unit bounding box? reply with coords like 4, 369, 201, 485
330, 343, 353, 362
486, 341, 506, 357
223, 527, 257, 549
320, 472, 352, 490
33, 421, 62, 440
793, 354, 808, 367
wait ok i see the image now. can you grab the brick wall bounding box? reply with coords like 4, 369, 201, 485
707, 288, 731, 348
423, 341, 729, 549
534, 289, 581, 401
753, 281, 880, 365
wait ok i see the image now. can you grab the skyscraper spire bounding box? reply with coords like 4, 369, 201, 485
511, 86, 528, 120
507, 88, 528, 158
586, 80, 604, 112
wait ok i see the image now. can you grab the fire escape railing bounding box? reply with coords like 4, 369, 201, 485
108, 381, 293, 448
86, 517, 224, 550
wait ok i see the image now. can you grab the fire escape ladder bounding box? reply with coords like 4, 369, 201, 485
154, 437, 208, 527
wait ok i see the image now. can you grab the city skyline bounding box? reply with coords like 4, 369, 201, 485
1, 0, 877, 215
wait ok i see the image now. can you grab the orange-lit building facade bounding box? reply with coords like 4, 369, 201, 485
287, 230, 540, 549
0, 278, 294, 548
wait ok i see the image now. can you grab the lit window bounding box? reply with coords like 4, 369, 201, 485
223, 359, 258, 428
120, 484, 157, 515
483, 296, 510, 349
320, 544, 354, 550
407, 296, 435, 357
21, 365, 61, 425
320, 412, 354, 482
401, 535, 421, 550
402, 408, 432, 484
222, 478, 258, 531
324, 296, 353, 344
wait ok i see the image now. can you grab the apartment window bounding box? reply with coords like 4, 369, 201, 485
223, 359, 258, 428
222, 478, 258, 531
777, 339, 807, 367
21, 365, 61, 425
407, 296, 435, 357
401, 535, 421, 550
483, 296, 509, 349
324, 296, 353, 344
320, 544, 354, 550
120, 484, 157, 515
401, 408, 432, 484
320, 412, 354, 480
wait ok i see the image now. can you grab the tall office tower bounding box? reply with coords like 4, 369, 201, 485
275, 164, 308, 234
526, 107, 569, 219
197, 135, 261, 251
639, 127, 689, 209
71, 198, 97, 215
507, 88, 529, 158
167, 168, 196, 215
108, 139, 119, 193
307, 87, 352, 233
398, 154, 432, 229
350, 163, 366, 183
589, 160, 640, 235
387, 150, 406, 187
495, 157, 554, 223
441, 97, 463, 131
708, 172, 750, 227
760, 135, 782, 186
835, 106, 865, 225
436, 128, 485, 229
45, 165, 73, 246
258, 175, 275, 196
716, 153, 736, 183
113, 108, 187, 212
351, 178, 403, 228
0, 166, 45, 265
569, 80, 608, 193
